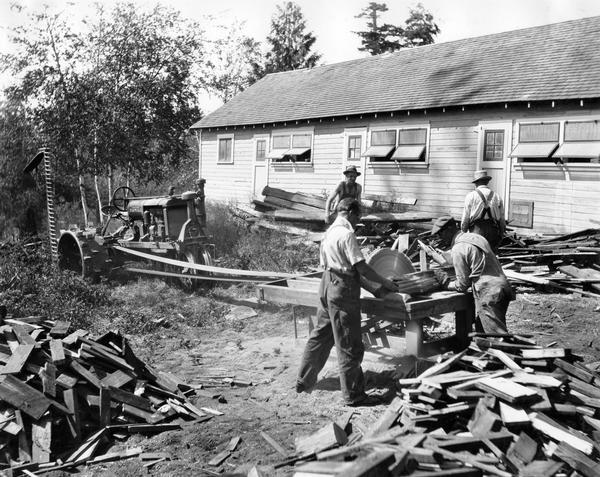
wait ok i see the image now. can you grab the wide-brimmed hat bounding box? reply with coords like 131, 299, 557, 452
343, 165, 361, 177
472, 169, 492, 183
431, 216, 456, 235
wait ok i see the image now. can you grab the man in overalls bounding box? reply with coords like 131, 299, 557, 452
460, 170, 505, 251
297, 198, 399, 406
432, 216, 514, 334
324, 165, 362, 224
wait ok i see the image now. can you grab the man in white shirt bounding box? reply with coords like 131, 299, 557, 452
460, 170, 506, 251
296, 198, 398, 406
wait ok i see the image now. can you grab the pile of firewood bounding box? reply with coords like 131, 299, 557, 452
0, 314, 219, 474
283, 333, 600, 476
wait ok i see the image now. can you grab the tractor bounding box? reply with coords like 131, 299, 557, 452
57, 182, 214, 287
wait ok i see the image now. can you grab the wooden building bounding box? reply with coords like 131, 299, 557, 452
190, 16, 600, 234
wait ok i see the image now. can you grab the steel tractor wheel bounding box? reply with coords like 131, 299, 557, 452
57, 231, 110, 280
165, 248, 213, 291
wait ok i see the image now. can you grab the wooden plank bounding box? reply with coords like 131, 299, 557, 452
101, 369, 134, 388
521, 348, 567, 359
99, 387, 112, 427
262, 185, 326, 209
122, 403, 164, 424
554, 442, 600, 477
529, 412, 594, 455
0, 343, 34, 374
39, 362, 56, 397
499, 402, 530, 427
506, 431, 537, 468
554, 358, 595, 383
364, 397, 403, 437
15, 410, 32, 463
568, 376, 600, 399
426, 445, 512, 477
260, 431, 289, 457
31, 416, 52, 463
0, 374, 52, 419
208, 449, 231, 466
49, 320, 70, 337
476, 377, 538, 404
108, 386, 153, 411
69, 360, 102, 388
63, 388, 81, 441
295, 422, 347, 455
56, 372, 79, 388
11, 324, 37, 345
62, 329, 89, 345
49, 339, 66, 365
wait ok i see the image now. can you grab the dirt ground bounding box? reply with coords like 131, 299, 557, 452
79, 284, 600, 477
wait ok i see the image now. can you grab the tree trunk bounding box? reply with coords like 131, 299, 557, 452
125, 161, 131, 191
76, 155, 89, 227
94, 174, 103, 226
107, 163, 113, 200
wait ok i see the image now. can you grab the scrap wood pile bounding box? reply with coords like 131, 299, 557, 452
0, 314, 219, 475
282, 333, 600, 476
498, 228, 600, 297
232, 186, 433, 244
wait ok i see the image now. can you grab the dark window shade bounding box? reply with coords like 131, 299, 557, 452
519, 123, 559, 142
371, 130, 396, 146
565, 121, 600, 141
399, 128, 427, 145
218, 138, 232, 162
292, 134, 311, 148
272, 135, 290, 149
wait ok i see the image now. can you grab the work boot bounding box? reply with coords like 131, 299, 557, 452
345, 393, 382, 407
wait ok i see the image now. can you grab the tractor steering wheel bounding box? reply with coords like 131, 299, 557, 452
111, 186, 136, 212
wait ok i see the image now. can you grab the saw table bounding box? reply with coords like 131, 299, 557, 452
257, 272, 475, 357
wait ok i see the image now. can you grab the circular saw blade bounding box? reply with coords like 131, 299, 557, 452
365, 248, 415, 280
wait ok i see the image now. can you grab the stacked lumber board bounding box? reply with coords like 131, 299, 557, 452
284, 334, 600, 476
0, 315, 216, 474
499, 228, 600, 296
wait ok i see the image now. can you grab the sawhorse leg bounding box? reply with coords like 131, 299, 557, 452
455, 297, 475, 350
405, 320, 423, 356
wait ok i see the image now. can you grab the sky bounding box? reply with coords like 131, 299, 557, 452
2, 0, 600, 112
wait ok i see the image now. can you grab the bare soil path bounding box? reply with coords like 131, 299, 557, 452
80, 286, 600, 476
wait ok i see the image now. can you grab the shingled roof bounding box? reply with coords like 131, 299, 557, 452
192, 16, 600, 129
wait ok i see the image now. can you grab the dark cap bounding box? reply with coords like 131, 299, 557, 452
431, 216, 456, 235
337, 198, 361, 214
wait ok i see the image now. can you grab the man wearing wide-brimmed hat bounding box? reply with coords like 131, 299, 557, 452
324, 165, 362, 224
460, 170, 506, 251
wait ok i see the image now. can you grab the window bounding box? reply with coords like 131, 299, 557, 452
256, 139, 266, 161
554, 121, 600, 163
347, 135, 362, 160
391, 128, 427, 161
510, 122, 559, 163
365, 127, 428, 163
364, 129, 396, 161
268, 131, 313, 163
217, 134, 234, 163
483, 130, 505, 162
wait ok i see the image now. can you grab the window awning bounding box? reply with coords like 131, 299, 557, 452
362, 145, 395, 157
509, 142, 558, 158
266, 150, 286, 159
554, 142, 600, 158
391, 145, 425, 161
284, 147, 311, 156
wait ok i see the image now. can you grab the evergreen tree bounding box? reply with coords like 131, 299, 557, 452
251, 2, 321, 82
355, 2, 439, 55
